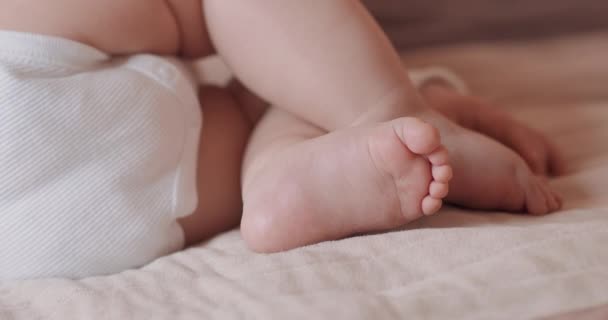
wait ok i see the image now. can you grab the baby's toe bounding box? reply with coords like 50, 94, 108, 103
538, 182, 557, 212
422, 196, 442, 216
553, 190, 564, 209
429, 182, 449, 199
432, 165, 453, 183
427, 146, 449, 166
394, 118, 441, 155
544, 184, 563, 212
525, 180, 550, 215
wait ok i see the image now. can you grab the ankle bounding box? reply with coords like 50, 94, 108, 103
348, 86, 428, 127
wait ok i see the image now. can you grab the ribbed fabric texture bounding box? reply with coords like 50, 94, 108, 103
0, 31, 202, 279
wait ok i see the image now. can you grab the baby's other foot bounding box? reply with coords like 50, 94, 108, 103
421, 84, 566, 176
241, 117, 451, 252
424, 114, 562, 215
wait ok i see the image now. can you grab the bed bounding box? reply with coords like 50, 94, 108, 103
2, 31, 608, 320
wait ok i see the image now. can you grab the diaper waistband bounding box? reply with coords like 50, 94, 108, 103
0, 30, 110, 67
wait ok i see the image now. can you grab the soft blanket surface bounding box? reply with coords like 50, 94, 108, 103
2, 32, 608, 320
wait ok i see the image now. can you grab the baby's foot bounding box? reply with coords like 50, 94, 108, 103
421, 84, 566, 176
418, 109, 561, 215
241, 117, 452, 252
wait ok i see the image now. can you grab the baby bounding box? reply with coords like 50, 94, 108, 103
0, 0, 563, 279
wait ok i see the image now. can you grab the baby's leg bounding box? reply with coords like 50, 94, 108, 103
240, 108, 451, 252
204, 0, 422, 130
204, 0, 561, 215
178, 85, 253, 246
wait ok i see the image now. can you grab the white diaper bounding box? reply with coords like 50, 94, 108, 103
0, 31, 202, 279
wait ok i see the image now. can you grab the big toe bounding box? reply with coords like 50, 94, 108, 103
393, 117, 441, 155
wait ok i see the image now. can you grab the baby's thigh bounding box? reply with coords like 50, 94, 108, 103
178, 85, 252, 246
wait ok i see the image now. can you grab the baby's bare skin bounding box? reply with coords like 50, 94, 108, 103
0, 0, 211, 58
0, 0, 562, 253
